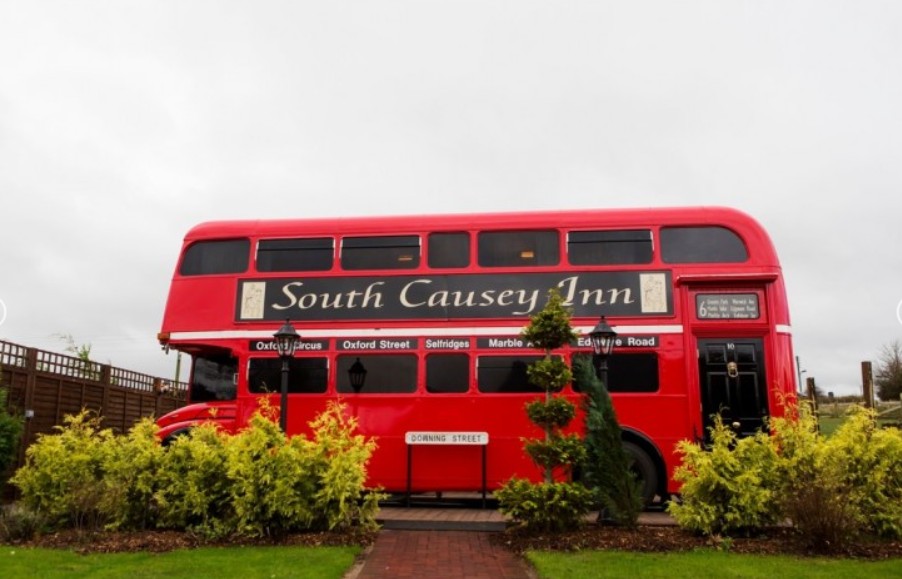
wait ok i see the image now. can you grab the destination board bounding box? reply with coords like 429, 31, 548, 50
696, 294, 760, 319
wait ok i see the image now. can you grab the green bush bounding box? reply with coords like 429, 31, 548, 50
496, 478, 594, 533
526, 397, 577, 430
524, 434, 586, 475
667, 416, 780, 535
0, 384, 24, 481
0, 503, 47, 542
11, 410, 114, 530
519, 290, 578, 351
526, 356, 572, 393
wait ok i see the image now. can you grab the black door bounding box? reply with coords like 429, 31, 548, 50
698, 338, 768, 439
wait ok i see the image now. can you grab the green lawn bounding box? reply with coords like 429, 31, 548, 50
817, 416, 845, 436
0, 545, 360, 579
819, 415, 899, 436
527, 549, 902, 578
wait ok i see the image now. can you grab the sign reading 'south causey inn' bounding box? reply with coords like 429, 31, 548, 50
236, 271, 672, 322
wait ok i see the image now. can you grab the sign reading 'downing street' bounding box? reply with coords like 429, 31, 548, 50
696, 293, 760, 320
405, 431, 489, 445
236, 271, 672, 322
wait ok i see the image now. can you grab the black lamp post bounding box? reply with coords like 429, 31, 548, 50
273, 319, 300, 432
348, 357, 367, 393
589, 316, 617, 385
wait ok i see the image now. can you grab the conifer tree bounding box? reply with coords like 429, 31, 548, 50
576, 355, 643, 527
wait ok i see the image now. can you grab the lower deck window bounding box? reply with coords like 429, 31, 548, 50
337, 354, 417, 393
426, 354, 470, 393
248, 357, 328, 394
191, 354, 238, 402
477, 355, 544, 393
573, 353, 660, 393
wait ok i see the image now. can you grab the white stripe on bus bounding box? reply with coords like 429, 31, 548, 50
168, 324, 685, 342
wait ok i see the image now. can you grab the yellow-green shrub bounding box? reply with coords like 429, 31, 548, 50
671, 402, 902, 547
154, 421, 232, 535
224, 402, 381, 537
769, 402, 864, 547
822, 406, 902, 539
11, 410, 114, 530
226, 410, 309, 537
101, 418, 167, 530
305, 402, 382, 532
12, 402, 382, 538
667, 416, 780, 535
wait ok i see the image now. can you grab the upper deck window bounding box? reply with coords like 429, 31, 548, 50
341, 236, 420, 270
568, 230, 653, 265
428, 232, 470, 269
660, 226, 748, 264
180, 239, 250, 276
477, 231, 559, 267
256, 238, 333, 272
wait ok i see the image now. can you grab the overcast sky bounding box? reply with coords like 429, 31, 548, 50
1, 1, 900, 396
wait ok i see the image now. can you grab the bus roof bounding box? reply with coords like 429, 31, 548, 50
184, 206, 770, 243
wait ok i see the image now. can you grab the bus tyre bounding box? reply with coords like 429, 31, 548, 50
622, 441, 659, 506
162, 429, 191, 447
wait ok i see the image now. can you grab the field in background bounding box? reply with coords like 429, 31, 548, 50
817, 401, 901, 436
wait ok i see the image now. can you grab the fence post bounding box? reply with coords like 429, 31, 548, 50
806, 376, 818, 413
861, 361, 875, 409
18, 348, 39, 468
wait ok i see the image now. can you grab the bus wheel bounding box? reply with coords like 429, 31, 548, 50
622, 441, 659, 506
162, 429, 191, 446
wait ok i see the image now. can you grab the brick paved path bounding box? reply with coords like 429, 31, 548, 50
350, 530, 534, 579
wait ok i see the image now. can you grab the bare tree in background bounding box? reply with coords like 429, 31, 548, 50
876, 340, 902, 401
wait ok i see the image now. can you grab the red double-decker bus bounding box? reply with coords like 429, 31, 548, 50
155, 207, 796, 504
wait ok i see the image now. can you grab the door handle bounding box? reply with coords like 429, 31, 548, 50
727, 361, 739, 379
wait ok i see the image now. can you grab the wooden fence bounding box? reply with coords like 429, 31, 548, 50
0, 339, 188, 469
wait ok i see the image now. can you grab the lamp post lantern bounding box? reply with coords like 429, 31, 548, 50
273, 319, 300, 432
589, 316, 617, 386
348, 357, 367, 393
